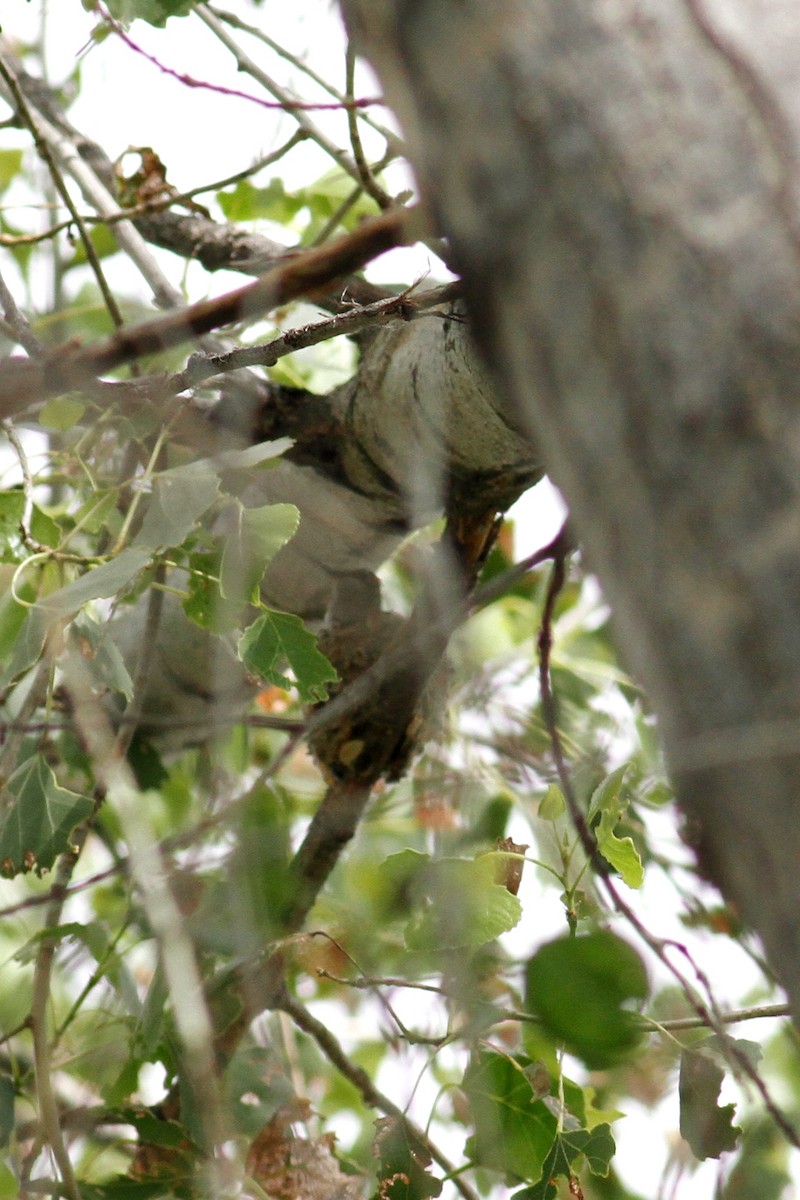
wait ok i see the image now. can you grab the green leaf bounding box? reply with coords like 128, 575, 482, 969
0, 1075, 14, 1147
538, 784, 566, 821
73, 490, 122, 537
0, 1161, 18, 1200
0, 492, 60, 558
0, 493, 26, 555
525, 932, 648, 1068
14, 920, 102, 963
30, 505, 61, 548
372, 1116, 442, 1200
38, 395, 86, 432
0, 755, 93, 877
115, 1109, 191, 1148
220, 501, 299, 606
135, 462, 220, 550
238, 609, 337, 703
679, 1044, 741, 1160
587, 764, 629, 823
104, 0, 194, 25
587, 765, 644, 888
0, 149, 23, 196
514, 1124, 616, 1200
70, 615, 134, 700
38, 546, 152, 616
0, 576, 33, 665
596, 826, 644, 888
217, 177, 305, 224
462, 1050, 557, 1181
136, 960, 168, 1056
405, 854, 522, 950
0, 608, 46, 686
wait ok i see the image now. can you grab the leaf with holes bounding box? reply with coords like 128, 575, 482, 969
513, 1125, 616, 1199
0, 754, 93, 877
372, 1115, 442, 1200
239, 609, 337, 703
679, 1043, 743, 1160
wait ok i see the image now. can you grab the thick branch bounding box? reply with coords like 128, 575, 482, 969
344, 0, 800, 1022
0, 207, 415, 415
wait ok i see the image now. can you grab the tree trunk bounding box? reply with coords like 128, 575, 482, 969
343, 0, 800, 1021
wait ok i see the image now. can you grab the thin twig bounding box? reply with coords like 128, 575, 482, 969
0, 265, 42, 354
28, 774, 104, 1200
345, 42, 393, 210
535, 553, 800, 1149
279, 993, 481, 1200
0, 54, 124, 331
1, 420, 47, 550
63, 652, 230, 1165
102, 7, 381, 113
0, 205, 416, 417
316, 969, 445, 995
0, 44, 184, 311
30, 927, 83, 1200
208, 4, 400, 147
181, 282, 453, 387
646, 1002, 790, 1032
0, 134, 310, 248
195, 5, 364, 187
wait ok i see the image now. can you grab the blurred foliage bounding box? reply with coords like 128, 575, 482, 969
0, 4, 797, 1200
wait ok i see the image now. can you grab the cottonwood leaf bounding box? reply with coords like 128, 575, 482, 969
679, 1046, 741, 1160
595, 824, 644, 889
462, 1051, 557, 1181
38, 394, 86, 432
0, 755, 92, 877
135, 463, 219, 550
220, 501, 299, 606
14, 920, 104, 964
372, 1115, 442, 1200
513, 1124, 616, 1200
105, 0, 194, 26
0, 607, 48, 686
525, 932, 648, 1068
538, 784, 566, 821
116, 1110, 191, 1149
239, 609, 337, 703
405, 855, 522, 950
0, 492, 59, 557
587, 764, 629, 823
38, 547, 152, 617
71, 616, 134, 700
0, 576, 35, 669
587, 765, 644, 887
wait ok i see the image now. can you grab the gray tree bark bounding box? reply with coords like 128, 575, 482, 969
343, 0, 800, 1021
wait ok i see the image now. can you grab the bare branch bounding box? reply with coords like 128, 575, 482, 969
0, 205, 418, 416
